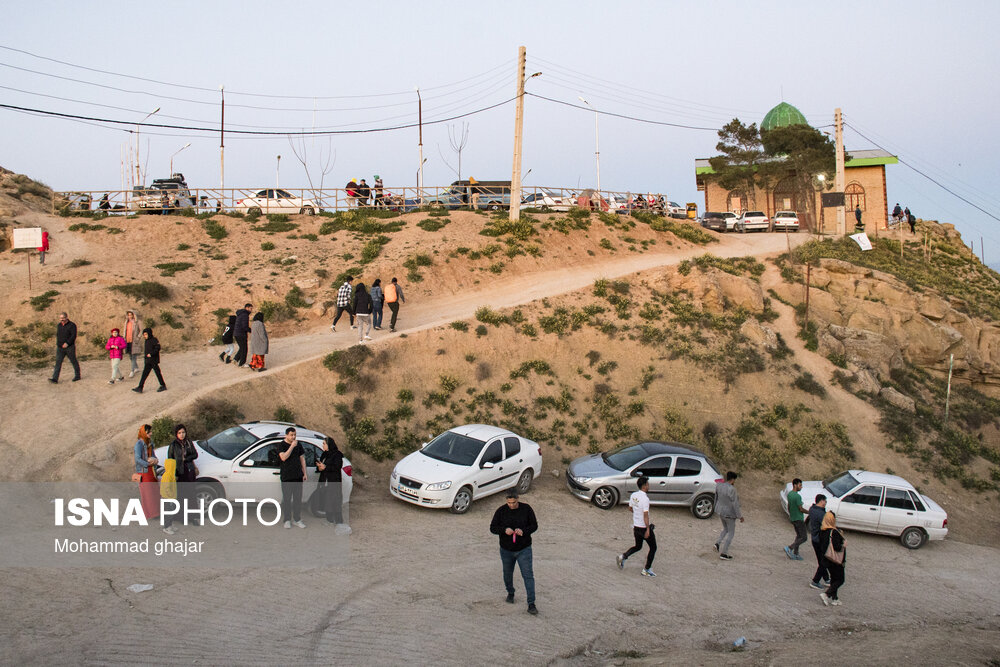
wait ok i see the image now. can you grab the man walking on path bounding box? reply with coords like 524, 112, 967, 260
784, 478, 808, 560
233, 303, 252, 367
490, 489, 538, 615
331, 276, 355, 332
714, 471, 743, 560
617, 476, 657, 577
49, 312, 81, 383
385, 277, 405, 332
808, 494, 830, 589
278, 427, 307, 529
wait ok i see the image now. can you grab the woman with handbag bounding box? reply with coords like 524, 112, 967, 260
168, 424, 199, 527
818, 511, 846, 606
133, 424, 160, 520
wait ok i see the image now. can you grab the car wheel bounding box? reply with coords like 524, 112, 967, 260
248, 207, 262, 216
691, 493, 715, 519
540, 205, 550, 212
193, 482, 223, 505
487, 203, 501, 211
900, 526, 927, 549
738, 223, 745, 233
301, 207, 315, 216
516, 469, 533, 495
591, 486, 618, 510
450, 486, 473, 514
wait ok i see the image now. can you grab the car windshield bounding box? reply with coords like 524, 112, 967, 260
746, 211, 764, 217
602, 444, 650, 471
421, 431, 486, 467
199, 426, 258, 460
823, 471, 860, 498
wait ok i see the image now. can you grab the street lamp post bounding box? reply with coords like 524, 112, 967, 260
169, 143, 191, 174
276, 155, 282, 189
578, 97, 600, 194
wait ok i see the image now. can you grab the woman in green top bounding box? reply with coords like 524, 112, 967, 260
784, 478, 808, 560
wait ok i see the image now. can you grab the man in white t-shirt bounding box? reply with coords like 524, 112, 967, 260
616, 476, 657, 577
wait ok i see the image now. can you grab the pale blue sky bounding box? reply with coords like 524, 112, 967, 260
3, 1, 998, 263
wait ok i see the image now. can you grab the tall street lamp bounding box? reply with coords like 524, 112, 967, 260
276, 155, 282, 189
169, 142, 191, 174
578, 96, 600, 194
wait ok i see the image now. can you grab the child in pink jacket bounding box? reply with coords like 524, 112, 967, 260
106, 328, 126, 384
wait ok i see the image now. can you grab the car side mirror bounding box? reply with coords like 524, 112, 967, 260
481, 461, 495, 469
630, 470, 642, 477
421, 442, 428, 449
242, 459, 255, 467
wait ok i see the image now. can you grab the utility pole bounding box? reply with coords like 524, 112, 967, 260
510, 46, 527, 221
220, 86, 225, 201
835, 107, 845, 236
416, 87, 424, 198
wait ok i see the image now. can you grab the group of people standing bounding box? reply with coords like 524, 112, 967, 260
218, 303, 269, 371
50, 309, 165, 394
345, 176, 385, 208
331, 275, 405, 341
785, 480, 847, 606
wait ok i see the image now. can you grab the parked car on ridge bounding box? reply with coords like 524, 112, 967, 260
235, 189, 318, 216
700, 211, 729, 232
735, 210, 770, 232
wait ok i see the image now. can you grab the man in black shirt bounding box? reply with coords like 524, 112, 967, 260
278, 427, 307, 528
808, 494, 830, 589
490, 489, 538, 615
233, 303, 252, 367
49, 312, 81, 383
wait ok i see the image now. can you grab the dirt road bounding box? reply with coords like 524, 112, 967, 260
2, 477, 997, 665
0, 232, 801, 482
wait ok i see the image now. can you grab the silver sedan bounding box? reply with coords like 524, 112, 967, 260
565, 441, 723, 518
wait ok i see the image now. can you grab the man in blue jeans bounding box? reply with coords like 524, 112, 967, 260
490, 489, 538, 615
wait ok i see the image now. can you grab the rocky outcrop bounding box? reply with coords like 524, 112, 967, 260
880, 386, 916, 413
772, 259, 1000, 389
668, 267, 765, 315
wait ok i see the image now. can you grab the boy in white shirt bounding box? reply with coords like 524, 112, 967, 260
616, 476, 657, 577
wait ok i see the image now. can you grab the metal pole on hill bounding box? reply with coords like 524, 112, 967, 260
835, 108, 846, 236
416, 87, 424, 199
944, 353, 955, 423
510, 46, 527, 222
220, 86, 225, 202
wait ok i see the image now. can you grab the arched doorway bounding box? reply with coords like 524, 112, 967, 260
772, 177, 799, 213
846, 182, 866, 211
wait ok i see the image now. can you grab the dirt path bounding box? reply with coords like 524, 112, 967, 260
0, 232, 802, 482
2, 479, 997, 665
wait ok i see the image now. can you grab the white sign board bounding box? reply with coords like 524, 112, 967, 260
12, 227, 43, 249
849, 232, 873, 251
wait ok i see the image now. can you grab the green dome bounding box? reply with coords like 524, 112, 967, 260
761, 102, 808, 131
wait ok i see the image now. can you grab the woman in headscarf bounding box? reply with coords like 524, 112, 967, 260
353, 282, 373, 343
123, 310, 143, 378
248, 311, 269, 371
132, 327, 165, 393
316, 436, 344, 526
167, 423, 199, 529
817, 511, 846, 606
133, 424, 160, 520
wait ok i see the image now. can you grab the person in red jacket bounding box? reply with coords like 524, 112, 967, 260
37, 230, 49, 265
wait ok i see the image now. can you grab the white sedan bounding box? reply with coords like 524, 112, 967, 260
390, 424, 542, 514
520, 190, 573, 212
772, 210, 800, 231
154, 421, 352, 515
235, 189, 318, 215
780, 470, 947, 549
736, 210, 770, 232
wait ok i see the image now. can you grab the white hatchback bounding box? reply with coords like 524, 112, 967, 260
780, 470, 947, 549
390, 424, 542, 514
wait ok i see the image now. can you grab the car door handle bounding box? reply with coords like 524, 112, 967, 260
658, 481, 666, 485
693, 481, 700, 485
273, 471, 281, 475
906, 512, 914, 515
870, 507, 877, 511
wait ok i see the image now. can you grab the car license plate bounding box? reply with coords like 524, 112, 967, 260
397, 485, 418, 499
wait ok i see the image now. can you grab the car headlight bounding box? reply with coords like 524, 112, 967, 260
390, 468, 398, 480
425, 481, 452, 491
572, 475, 593, 484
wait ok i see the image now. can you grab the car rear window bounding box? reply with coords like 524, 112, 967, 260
672, 457, 702, 477
746, 211, 764, 217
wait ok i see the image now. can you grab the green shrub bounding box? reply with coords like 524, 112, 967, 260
475, 324, 488, 337
792, 372, 827, 398
159, 310, 183, 329
450, 321, 469, 332
68, 258, 92, 268
417, 218, 449, 232
150, 416, 176, 448
261, 241, 275, 251
258, 300, 294, 322
273, 406, 296, 423
360, 235, 390, 264
29, 290, 59, 311
510, 359, 554, 379
475, 306, 508, 326
109, 281, 169, 301
202, 219, 227, 240
397, 388, 414, 402
154, 262, 193, 277
323, 345, 374, 379
284, 286, 308, 309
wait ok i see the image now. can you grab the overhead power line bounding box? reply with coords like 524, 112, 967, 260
844, 121, 1000, 224
526, 92, 719, 131
0, 97, 516, 136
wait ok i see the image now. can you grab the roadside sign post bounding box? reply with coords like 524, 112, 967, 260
12, 227, 43, 291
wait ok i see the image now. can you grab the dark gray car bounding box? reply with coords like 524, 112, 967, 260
565, 441, 723, 518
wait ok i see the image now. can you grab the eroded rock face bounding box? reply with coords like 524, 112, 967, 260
781, 260, 1000, 389
671, 268, 765, 315
740, 318, 778, 350
880, 386, 916, 413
